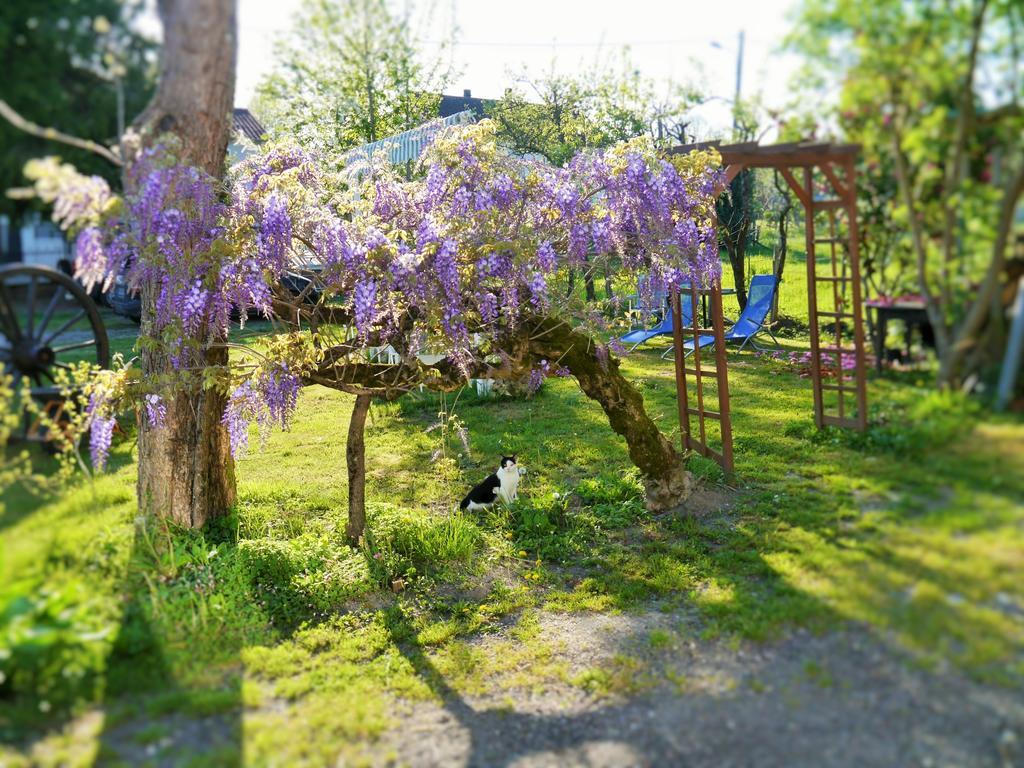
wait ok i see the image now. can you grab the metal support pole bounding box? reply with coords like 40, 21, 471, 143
670, 288, 691, 452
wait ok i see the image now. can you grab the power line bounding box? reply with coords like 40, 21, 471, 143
421, 37, 773, 48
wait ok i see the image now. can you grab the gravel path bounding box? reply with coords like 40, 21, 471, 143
375, 613, 1023, 768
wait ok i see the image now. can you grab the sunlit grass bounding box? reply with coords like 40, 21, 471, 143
2, 254, 1022, 764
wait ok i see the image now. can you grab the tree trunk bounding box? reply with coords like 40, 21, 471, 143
346, 393, 371, 543
583, 255, 597, 302
718, 170, 753, 310
528, 316, 692, 511
770, 171, 791, 323
133, 0, 238, 527
603, 262, 615, 300
938, 162, 1024, 385
890, 124, 951, 361
727, 244, 748, 309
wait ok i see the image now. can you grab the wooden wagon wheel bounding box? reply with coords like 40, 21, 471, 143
0, 264, 110, 399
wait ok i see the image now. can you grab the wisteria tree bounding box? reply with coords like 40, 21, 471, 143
31, 118, 721, 534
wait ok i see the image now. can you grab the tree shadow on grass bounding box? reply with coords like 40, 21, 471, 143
384, 603, 685, 767
90, 518, 244, 766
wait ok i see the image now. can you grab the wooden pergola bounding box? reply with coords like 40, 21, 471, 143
664, 140, 870, 473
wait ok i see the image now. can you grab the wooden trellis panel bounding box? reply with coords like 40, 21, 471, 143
670, 140, 870, 434
670, 282, 734, 473
800, 160, 869, 430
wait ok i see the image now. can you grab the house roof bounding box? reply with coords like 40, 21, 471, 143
439, 89, 494, 119
232, 108, 267, 144
341, 110, 477, 168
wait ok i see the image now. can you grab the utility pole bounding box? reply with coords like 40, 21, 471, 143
116, 77, 125, 144
733, 30, 745, 134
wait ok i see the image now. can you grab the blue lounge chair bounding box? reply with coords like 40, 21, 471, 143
678, 274, 781, 358
618, 295, 694, 353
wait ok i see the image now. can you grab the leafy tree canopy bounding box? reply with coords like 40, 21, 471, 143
0, 0, 155, 218
788, 0, 1024, 381
253, 0, 454, 156
488, 54, 704, 167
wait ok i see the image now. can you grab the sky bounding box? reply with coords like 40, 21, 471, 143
228, 0, 806, 139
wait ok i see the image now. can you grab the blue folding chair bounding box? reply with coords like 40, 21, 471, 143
678, 274, 780, 358
618, 294, 694, 354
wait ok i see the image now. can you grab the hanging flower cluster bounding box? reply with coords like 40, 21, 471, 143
221, 363, 302, 458
229, 121, 722, 376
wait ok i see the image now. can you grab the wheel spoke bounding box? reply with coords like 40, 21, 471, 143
0, 282, 23, 342
52, 338, 97, 354
25, 274, 37, 339
41, 309, 87, 346
35, 288, 63, 339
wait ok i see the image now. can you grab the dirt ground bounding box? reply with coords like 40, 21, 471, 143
372, 612, 1023, 768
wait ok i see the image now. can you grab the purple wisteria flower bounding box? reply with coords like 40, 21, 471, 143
222, 381, 256, 458
528, 272, 548, 310
527, 364, 547, 395
354, 279, 378, 338
73, 226, 109, 292
144, 394, 167, 429
89, 415, 115, 471
259, 194, 292, 271
221, 364, 302, 458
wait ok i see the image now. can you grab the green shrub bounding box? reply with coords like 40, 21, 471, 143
0, 578, 114, 726
238, 535, 372, 630
785, 389, 980, 456
363, 504, 482, 584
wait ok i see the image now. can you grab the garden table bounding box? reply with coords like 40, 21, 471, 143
681, 284, 737, 328
865, 297, 934, 372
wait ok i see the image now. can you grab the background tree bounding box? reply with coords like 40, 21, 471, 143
758, 169, 794, 323
0, 1, 154, 261
712, 101, 764, 310
790, 0, 1024, 386
253, 0, 454, 156
716, 169, 758, 310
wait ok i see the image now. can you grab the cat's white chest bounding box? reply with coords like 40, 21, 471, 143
496, 466, 520, 503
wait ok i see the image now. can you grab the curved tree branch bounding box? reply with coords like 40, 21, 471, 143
0, 99, 122, 167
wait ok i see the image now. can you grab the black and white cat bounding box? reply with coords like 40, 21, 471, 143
459, 456, 522, 511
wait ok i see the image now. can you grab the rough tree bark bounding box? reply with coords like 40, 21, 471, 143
527, 316, 692, 511
132, 0, 238, 527
346, 394, 371, 542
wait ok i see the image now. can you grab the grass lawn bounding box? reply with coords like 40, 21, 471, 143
2, 263, 1022, 765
